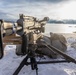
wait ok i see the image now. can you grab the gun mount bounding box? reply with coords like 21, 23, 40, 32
0, 14, 76, 75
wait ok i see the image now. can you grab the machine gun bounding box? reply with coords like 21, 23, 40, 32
0, 14, 76, 75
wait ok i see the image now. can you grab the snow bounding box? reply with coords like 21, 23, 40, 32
0, 37, 76, 75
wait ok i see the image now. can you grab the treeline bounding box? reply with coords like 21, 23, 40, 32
48, 19, 76, 24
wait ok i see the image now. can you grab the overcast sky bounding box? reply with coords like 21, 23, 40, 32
0, 0, 76, 20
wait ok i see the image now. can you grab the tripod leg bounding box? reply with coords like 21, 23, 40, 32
36, 68, 38, 75
30, 57, 35, 70
34, 59, 38, 75
13, 55, 28, 75
30, 57, 38, 75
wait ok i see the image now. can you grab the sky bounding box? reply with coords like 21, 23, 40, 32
0, 0, 76, 21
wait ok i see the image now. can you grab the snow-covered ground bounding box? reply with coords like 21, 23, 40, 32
0, 37, 76, 75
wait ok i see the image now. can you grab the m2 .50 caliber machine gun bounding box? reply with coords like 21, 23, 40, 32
0, 14, 76, 75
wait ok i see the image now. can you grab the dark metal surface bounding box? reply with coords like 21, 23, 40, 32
0, 22, 4, 59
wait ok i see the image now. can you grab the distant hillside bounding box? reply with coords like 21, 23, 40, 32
63, 20, 76, 24
48, 19, 76, 24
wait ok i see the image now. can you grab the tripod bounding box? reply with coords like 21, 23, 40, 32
13, 51, 38, 75
13, 35, 76, 75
